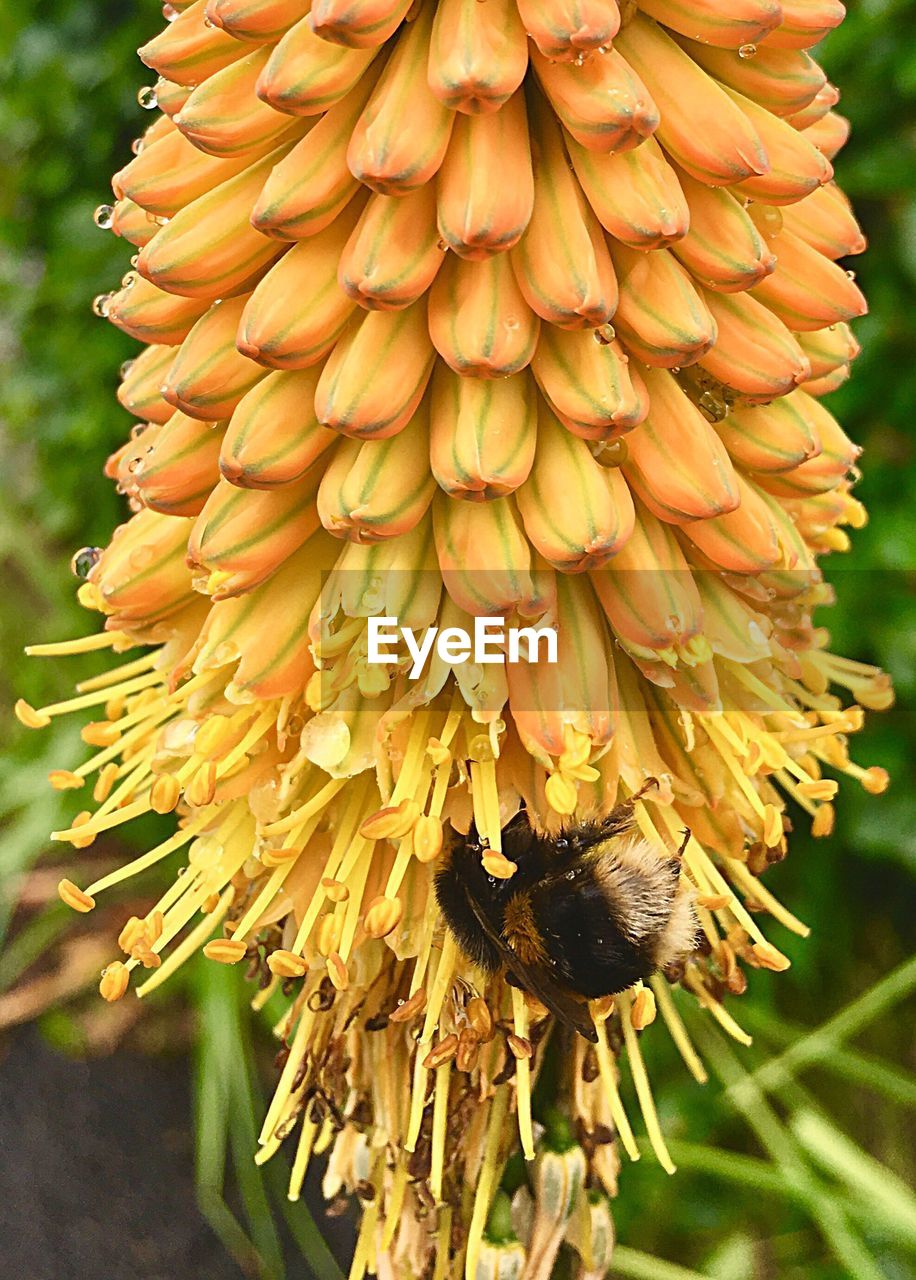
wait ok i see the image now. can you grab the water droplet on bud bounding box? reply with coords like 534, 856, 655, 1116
92, 293, 113, 318
137, 85, 158, 110
594, 323, 616, 345
93, 204, 114, 230
119, 359, 136, 380
593, 438, 629, 468
71, 547, 102, 579
738, 43, 757, 59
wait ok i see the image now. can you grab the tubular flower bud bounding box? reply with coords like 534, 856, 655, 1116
29, 2, 891, 1276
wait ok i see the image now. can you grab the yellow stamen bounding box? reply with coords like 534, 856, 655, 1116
261, 777, 347, 836
510, 985, 535, 1160
649, 975, 708, 1085
592, 1014, 639, 1163
33, 668, 164, 719
683, 968, 753, 1046
26, 631, 130, 656
419, 933, 458, 1045
139, 896, 239, 1003
618, 990, 675, 1175
92, 762, 120, 803
260, 1005, 317, 1145
268, 949, 308, 979
58, 879, 95, 913
14, 699, 51, 729
75, 650, 159, 694
52, 795, 148, 842
722, 659, 798, 716
405, 1039, 430, 1154
433, 1208, 452, 1280
251, 974, 279, 1011
49, 770, 85, 791
75, 700, 173, 776
86, 809, 212, 896
99, 960, 130, 1002
287, 1114, 319, 1202
429, 1061, 451, 1202
203, 939, 247, 965
464, 1087, 509, 1280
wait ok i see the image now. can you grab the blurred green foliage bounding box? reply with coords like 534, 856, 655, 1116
0, 2, 913, 1278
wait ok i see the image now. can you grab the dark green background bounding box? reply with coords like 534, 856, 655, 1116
0, 3, 913, 1278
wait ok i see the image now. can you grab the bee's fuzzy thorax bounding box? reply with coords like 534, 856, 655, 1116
592, 835, 682, 941
592, 833, 698, 965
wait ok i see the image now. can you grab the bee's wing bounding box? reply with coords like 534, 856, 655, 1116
473, 906, 601, 1044
503, 958, 599, 1043
465, 898, 598, 1043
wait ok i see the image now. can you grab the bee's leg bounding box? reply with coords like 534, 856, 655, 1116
590, 776, 660, 843
677, 827, 691, 859
631, 776, 660, 804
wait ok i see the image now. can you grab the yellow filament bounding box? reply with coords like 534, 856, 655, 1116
705, 719, 768, 821
133, 810, 252, 967
35, 667, 164, 718
252, 974, 280, 1012
593, 1016, 639, 1163
649, 975, 708, 1085
74, 700, 174, 777
775, 768, 817, 816
470, 756, 503, 855
260, 1006, 316, 1145
510, 985, 534, 1160
313, 1115, 335, 1156
464, 1087, 509, 1280
348, 1185, 378, 1280
288, 1115, 319, 1202
419, 932, 458, 1045
723, 859, 809, 937
432, 1208, 452, 1280
52, 795, 149, 842
337, 838, 374, 962
722, 659, 799, 716
137, 886, 235, 998
261, 777, 347, 836
289, 778, 373, 955
405, 1041, 430, 1154
92, 750, 155, 819
656, 808, 780, 953
429, 1061, 451, 1202
618, 991, 675, 1175
86, 809, 212, 895
216, 704, 276, 775
75, 650, 160, 694
428, 759, 451, 819
409, 908, 436, 998
26, 631, 131, 656
229, 817, 312, 942
683, 968, 753, 1046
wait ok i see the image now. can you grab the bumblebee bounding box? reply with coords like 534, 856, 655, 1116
435, 784, 698, 1043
